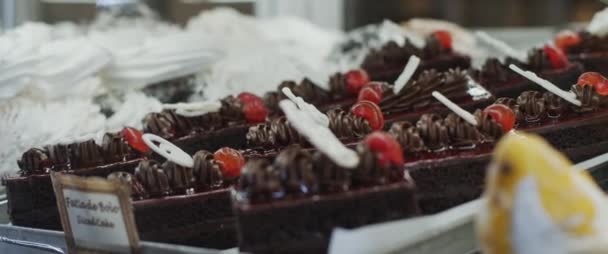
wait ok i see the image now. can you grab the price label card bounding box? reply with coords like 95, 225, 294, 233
51, 172, 140, 254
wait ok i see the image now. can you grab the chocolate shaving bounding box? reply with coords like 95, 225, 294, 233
274, 145, 317, 195
238, 159, 284, 202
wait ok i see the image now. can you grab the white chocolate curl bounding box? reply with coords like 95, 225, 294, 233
142, 134, 194, 168
279, 100, 359, 168
432, 91, 478, 126
163, 101, 222, 117
393, 55, 420, 94
508, 64, 581, 106
281, 87, 330, 127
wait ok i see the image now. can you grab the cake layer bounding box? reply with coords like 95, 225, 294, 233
234, 181, 420, 254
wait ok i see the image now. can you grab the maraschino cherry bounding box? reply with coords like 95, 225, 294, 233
577, 72, 608, 96
543, 45, 570, 69
237, 92, 269, 123
121, 127, 150, 154
238, 92, 264, 105
345, 69, 370, 95
357, 82, 384, 104
432, 30, 453, 49
483, 104, 516, 132
214, 147, 245, 179
364, 131, 405, 167
242, 101, 269, 123
554, 30, 581, 52
351, 100, 385, 131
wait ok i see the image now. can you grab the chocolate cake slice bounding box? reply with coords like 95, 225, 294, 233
390, 82, 608, 214
473, 47, 583, 98
361, 32, 471, 83
234, 142, 420, 254
3, 130, 243, 249
4, 130, 146, 230
143, 93, 268, 154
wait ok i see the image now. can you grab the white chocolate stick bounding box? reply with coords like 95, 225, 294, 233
509, 64, 582, 106
281, 87, 330, 127
142, 134, 194, 168
163, 101, 222, 117
279, 100, 359, 168
432, 91, 478, 126
476, 31, 527, 63
393, 55, 420, 94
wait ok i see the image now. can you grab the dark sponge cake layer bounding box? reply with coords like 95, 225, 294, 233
234, 181, 420, 254
133, 189, 236, 249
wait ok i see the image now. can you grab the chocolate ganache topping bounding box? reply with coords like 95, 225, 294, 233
238, 159, 284, 202
495, 97, 523, 122
17, 148, 51, 176
328, 72, 347, 95
444, 113, 484, 148
516, 91, 546, 122
102, 132, 135, 163
416, 114, 450, 151
327, 109, 372, 138
422, 35, 452, 59
70, 139, 104, 169
292, 78, 331, 105
45, 144, 72, 170
388, 121, 425, 154
352, 144, 403, 186
311, 152, 350, 193
474, 110, 504, 140
135, 160, 171, 197
143, 112, 176, 140
163, 161, 195, 194
274, 145, 317, 195
219, 95, 245, 123
246, 117, 302, 148
192, 150, 223, 190
526, 48, 553, 71
379, 68, 469, 114
108, 172, 147, 200
479, 58, 511, 83
571, 85, 608, 112
543, 92, 566, 118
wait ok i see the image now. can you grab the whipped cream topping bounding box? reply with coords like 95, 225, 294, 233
0, 99, 106, 177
